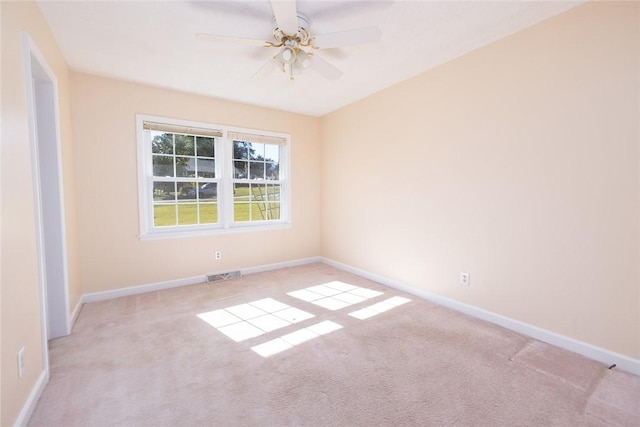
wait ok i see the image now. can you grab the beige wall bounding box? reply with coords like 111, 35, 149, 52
1, 1, 81, 425
70, 73, 321, 294
321, 1, 640, 359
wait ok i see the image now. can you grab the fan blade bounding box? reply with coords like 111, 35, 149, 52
310, 54, 343, 81
270, 0, 299, 35
197, 33, 269, 47
251, 56, 279, 79
313, 26, 382, 49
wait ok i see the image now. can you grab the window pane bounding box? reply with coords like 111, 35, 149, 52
175, 134, 195, 156
196, 182, 217, 201
250, 143, 265, 160
197, 158, 215, 178
234, 183, 250, 222
178, 182, 197, 201
153, 181, 175, 201
176, 157, 195, 178
267, 184, 281, 201
233, 141, 264, 160
151, 132, 173, 154
267, 202, 281, 220
264, 144, 279, 163
249, 184, 265, 201
234, 160, 248, 179
251, 202, 266, 221
249, 161, 265, 179
199, 203, 218, 224
153, 155, 174, 177
233, 141, 249, 159
251, 184, 281, 203
265, 162, 279, 180
248, 183, 280, 221
153, 204, 176, 226
177, 203, 197, 225
234, 183, 250, 201
234, 202, 250, 222
196, 137, 215, 158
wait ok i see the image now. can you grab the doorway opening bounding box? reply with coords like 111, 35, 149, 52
23, 33, 71, 347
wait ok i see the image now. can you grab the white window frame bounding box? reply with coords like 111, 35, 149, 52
136, 114, 291, 240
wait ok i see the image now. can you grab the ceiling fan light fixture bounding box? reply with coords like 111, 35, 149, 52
296, 50, 312, 69
276, 46, 312, 79
279, 46, 296, 64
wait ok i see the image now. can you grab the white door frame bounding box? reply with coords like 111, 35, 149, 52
22, 32, 71, 373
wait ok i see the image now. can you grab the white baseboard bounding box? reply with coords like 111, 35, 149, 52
241, 256, 322, 276
83, 274, 207, 303
14, 369, 48, 427
82, 257, 322, 304
321, 257, 640, 377
69, 297, 83, 330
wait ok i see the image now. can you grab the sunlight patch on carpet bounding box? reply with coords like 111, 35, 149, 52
252, 321, 343, 357
349, 296, 411, 320
288, 281, 384, 311
199, 284, 409, 356
198, 298, 314, 342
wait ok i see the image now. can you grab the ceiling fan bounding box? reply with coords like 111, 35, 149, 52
197, 0, 382, 80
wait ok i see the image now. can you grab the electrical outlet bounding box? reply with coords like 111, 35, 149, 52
17, 347, 25, 379
460, 272, 470, 286
215, 251, 222, 260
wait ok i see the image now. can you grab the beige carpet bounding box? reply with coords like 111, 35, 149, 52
29, 263, 640, 426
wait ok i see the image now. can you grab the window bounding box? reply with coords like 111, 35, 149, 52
137, 115, 290, 239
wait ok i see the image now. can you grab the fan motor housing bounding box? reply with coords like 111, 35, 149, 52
272, 13, 311, 43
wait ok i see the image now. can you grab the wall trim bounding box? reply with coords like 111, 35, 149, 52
82, 257, 322, 304
321, 257, 640, 376
13, 370, 48, 427
241, 256, 322, 276
69, 297, 83, 330
22, 31, 72, 340
83, 274, 209, 303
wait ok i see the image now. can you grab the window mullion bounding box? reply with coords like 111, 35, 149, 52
222, 133, 234, 228
144, 129, 154, 234
172, 133, 177, 178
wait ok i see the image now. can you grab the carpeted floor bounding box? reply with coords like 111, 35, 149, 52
29, 263, 640, 426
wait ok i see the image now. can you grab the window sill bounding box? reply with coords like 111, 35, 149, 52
138, 222, 291, 241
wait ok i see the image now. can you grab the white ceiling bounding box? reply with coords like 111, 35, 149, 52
37, 0, 583, 117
